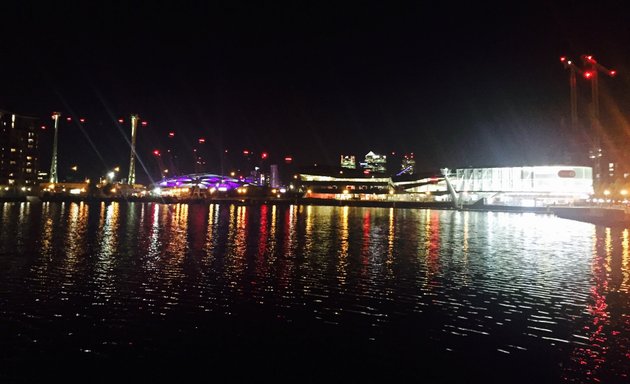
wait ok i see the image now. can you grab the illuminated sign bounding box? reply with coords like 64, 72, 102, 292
558, 170, 576, 178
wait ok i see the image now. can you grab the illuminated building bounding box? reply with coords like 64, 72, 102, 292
340, 155, 356, 169
0, 110, 39, 193
361, 151, 387, 173
299, 165, 593, 207
399, 153, 415, 175
153, 173, 263, 198
436, 166, 593, 207
270, 164, 280, 188
298, 165, 392, 199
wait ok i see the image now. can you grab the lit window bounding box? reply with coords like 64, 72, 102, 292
10, 148, 16, 152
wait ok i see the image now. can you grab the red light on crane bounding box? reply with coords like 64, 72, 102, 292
198, 138, 205, 144
153, 150, 160, 156
560, 56, 566, 62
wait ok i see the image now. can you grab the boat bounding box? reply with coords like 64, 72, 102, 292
549, 205, 630, 227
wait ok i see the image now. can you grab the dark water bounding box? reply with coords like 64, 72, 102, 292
0, 202, 629, 383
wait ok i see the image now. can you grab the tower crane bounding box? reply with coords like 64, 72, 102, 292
581, 55, 616, 182
152, 149, 167, 179
560, 56, 585, 134
580, 55, 616, 124
560, 55, 616, 182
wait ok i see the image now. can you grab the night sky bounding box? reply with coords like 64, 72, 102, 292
3, 1, 630, 183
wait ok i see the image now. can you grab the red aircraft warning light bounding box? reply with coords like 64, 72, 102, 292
168, 132, 175, 137
118, 118, 124, 123
153, 149, 160, 156
261, 152, 268, 159
141, 121, 148, 127
198, 138, 205, 144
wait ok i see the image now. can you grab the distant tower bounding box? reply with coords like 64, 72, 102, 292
362, 151, 387, 173
340, 155, 356, 169
270, 164, 280, 188
49, 112, 61, 183
399, 153, 415, 175
127, 114, 139, 185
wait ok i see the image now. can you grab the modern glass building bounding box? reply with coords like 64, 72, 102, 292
400, 165, 593, 207
300, 165, 593, 207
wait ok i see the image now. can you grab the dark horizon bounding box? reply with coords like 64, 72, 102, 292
3, 1, 630, 184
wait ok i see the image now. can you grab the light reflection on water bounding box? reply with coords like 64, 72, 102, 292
0, 202, 629, 382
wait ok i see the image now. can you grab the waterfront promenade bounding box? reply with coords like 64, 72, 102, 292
0, 194, 552, 214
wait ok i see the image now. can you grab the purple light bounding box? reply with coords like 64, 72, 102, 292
157, 173, 248, 190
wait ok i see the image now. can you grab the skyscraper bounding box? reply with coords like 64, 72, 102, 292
361, 151, 387, 173
340, 155, 356, 169
0, 110, 39, 192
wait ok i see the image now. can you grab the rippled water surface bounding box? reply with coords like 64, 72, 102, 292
1, 201, 629, 383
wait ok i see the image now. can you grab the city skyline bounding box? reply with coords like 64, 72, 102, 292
4, 2, 630, 184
